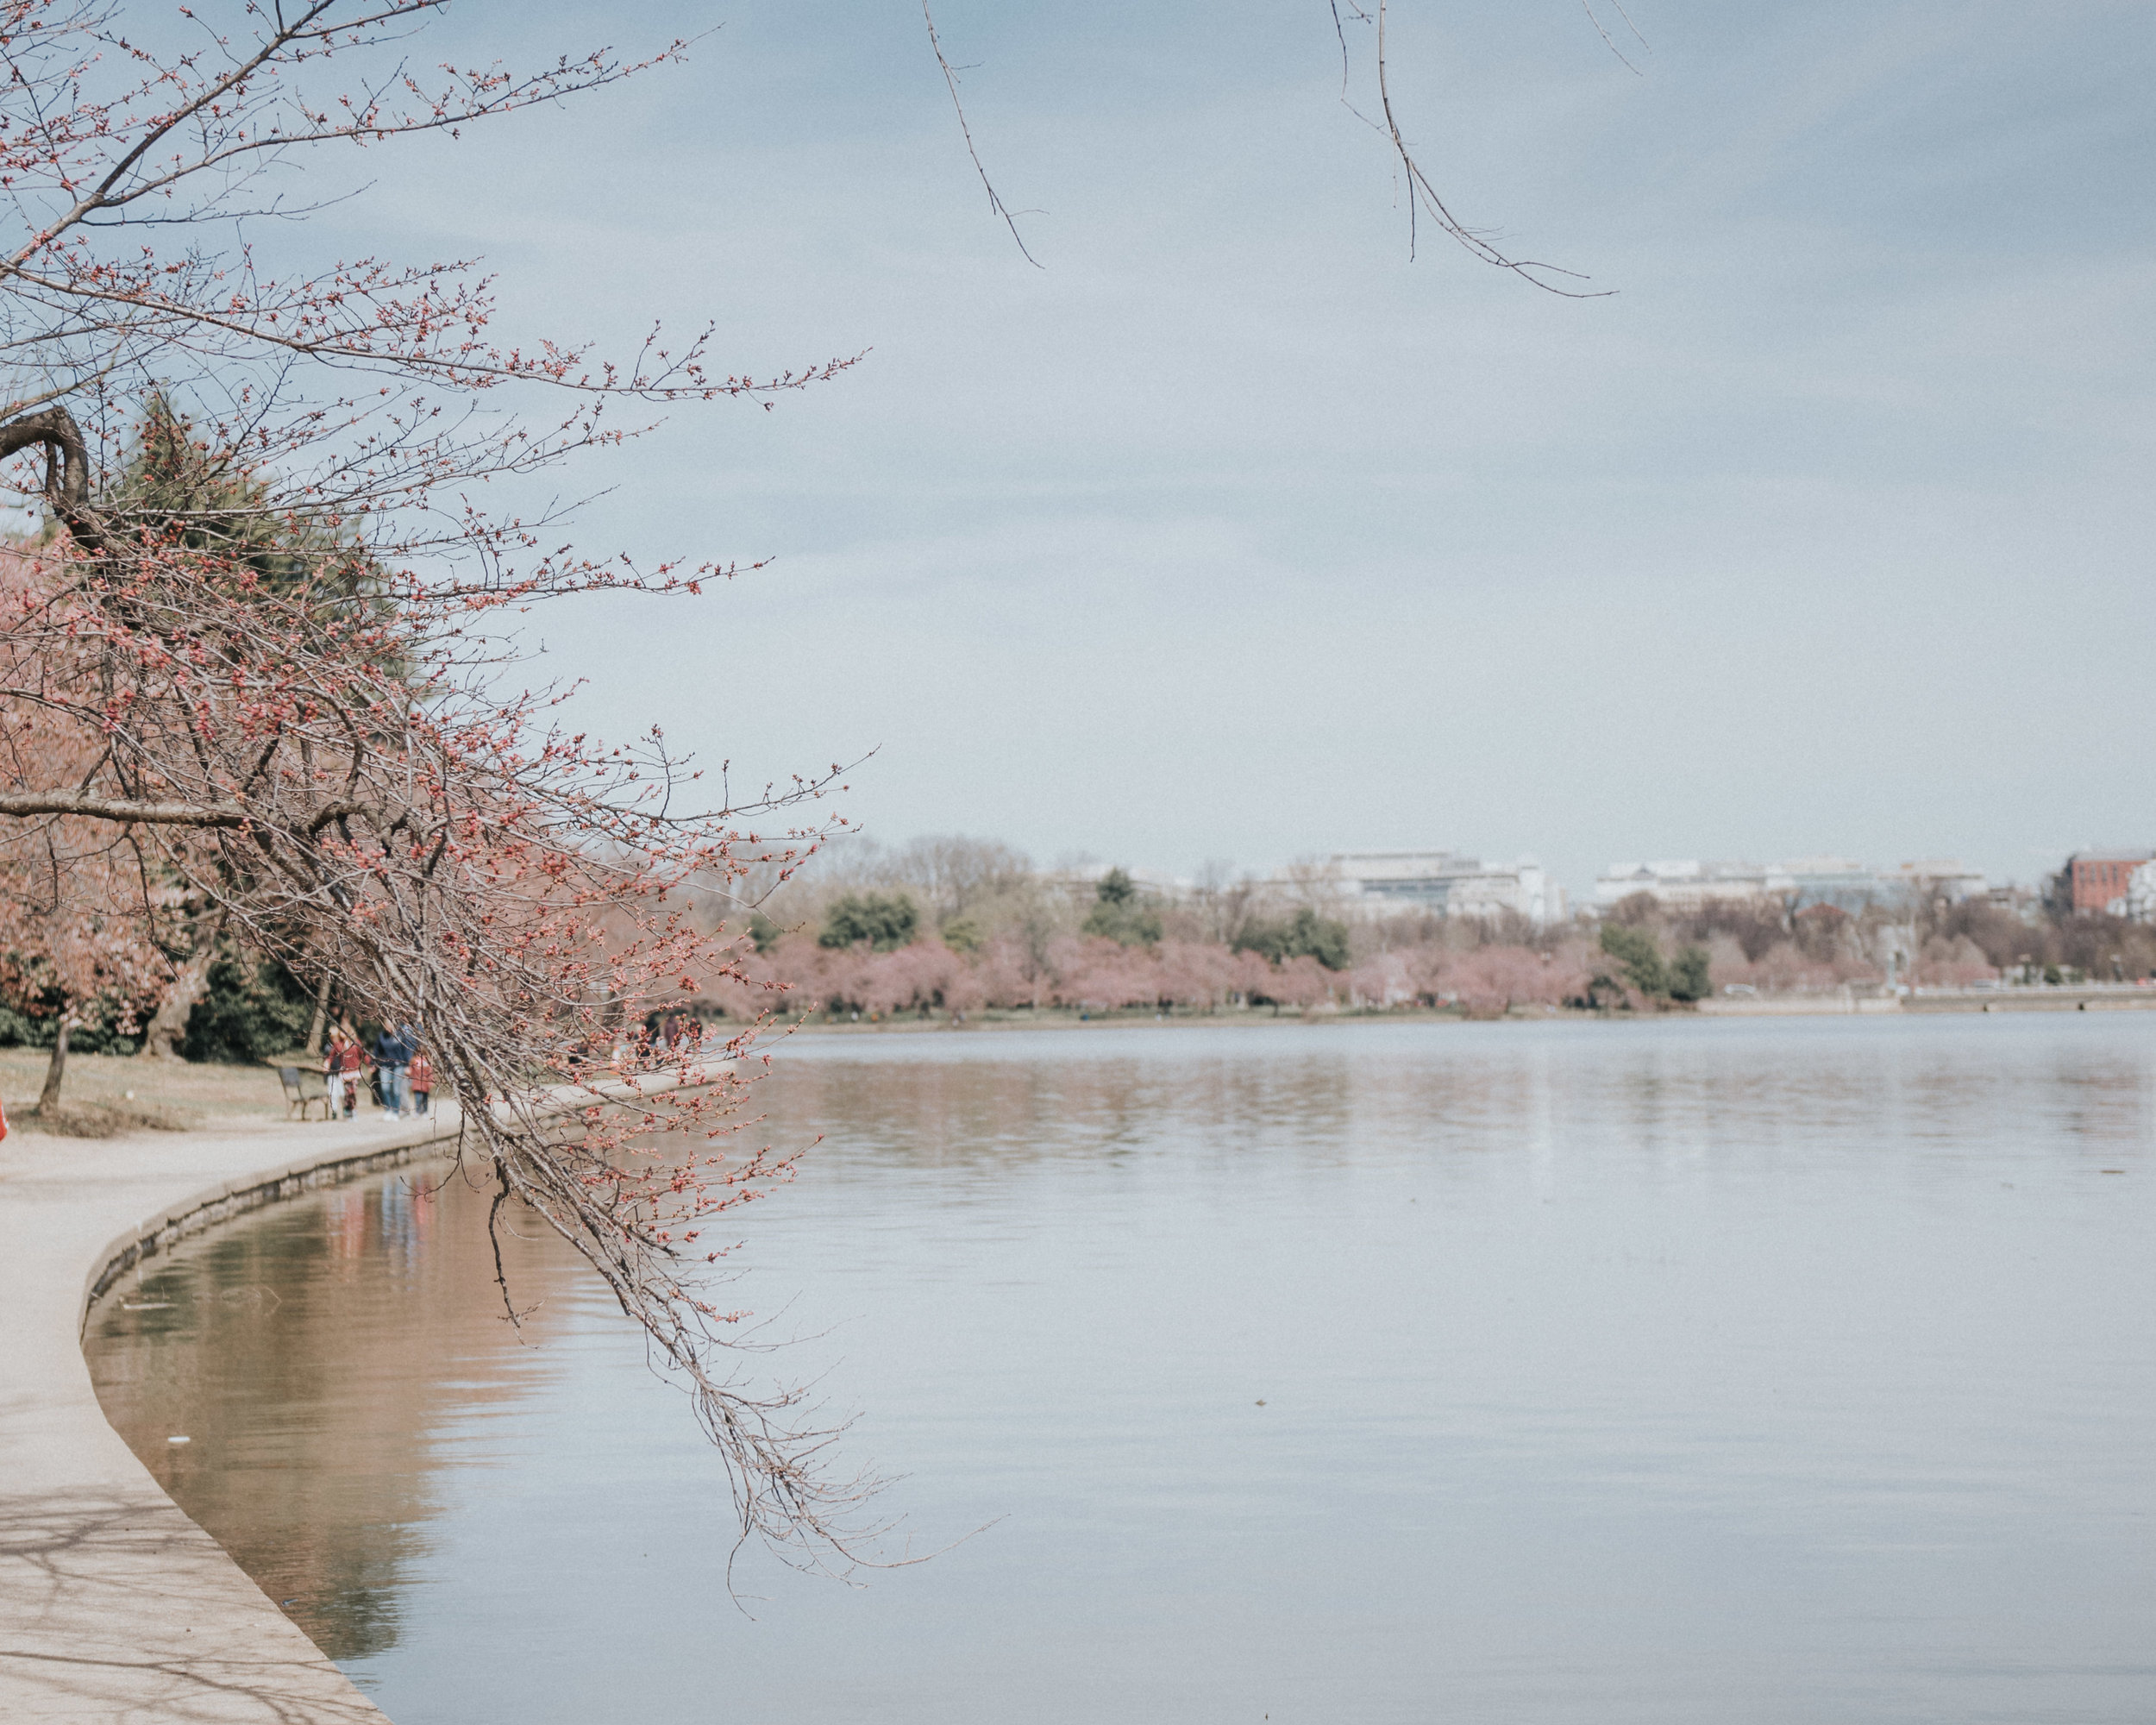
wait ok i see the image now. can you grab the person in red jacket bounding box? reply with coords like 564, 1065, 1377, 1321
407, 1046, 434, 1116
325, 1027, 367, 1120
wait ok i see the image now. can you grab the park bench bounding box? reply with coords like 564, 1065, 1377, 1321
277, 1065, 333, 1121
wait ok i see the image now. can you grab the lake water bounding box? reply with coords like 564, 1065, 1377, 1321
86, 1015, 2156, 1723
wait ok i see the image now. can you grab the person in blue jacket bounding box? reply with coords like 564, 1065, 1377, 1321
373, 1022, 420, 1119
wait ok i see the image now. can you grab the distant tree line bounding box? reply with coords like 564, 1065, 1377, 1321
680, 835, 2156, 1024
16, 833, 2152, 1064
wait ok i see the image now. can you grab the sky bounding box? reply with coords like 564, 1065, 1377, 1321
310, 1, 2153, 894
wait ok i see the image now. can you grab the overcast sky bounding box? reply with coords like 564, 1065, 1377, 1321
327, 2, 2153, 894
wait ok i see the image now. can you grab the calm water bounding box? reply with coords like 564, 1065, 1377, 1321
88, 1015, 2156, 1723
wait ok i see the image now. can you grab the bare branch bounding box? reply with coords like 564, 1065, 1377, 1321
921, 3, 1042, 268
0, 790, 247, 827
1365, 0, 1610, 294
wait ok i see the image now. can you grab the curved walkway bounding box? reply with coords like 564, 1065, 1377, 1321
0, 1104, 462, 1722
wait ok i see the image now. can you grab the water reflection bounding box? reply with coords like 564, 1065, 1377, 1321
88, 1164, 582, 1661
86, 1016, 2156, 1724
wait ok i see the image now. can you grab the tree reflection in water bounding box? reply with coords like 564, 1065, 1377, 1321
88, 1164, 580, 1660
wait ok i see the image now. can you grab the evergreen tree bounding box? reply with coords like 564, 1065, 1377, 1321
819, 892, 920, 952
179, 957, 317, 1063
101, 396, 391, 616
1598, 923, 1669, 997
103, 400, 407, 1063
1668, 945, 1713, 1003
1233, 906, 1351, 970
1082, 868, 1163, 946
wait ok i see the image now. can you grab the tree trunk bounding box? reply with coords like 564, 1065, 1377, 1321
305, 966, 335, 1056
36, 1013, 71, 1115
137, 911, 226, 1060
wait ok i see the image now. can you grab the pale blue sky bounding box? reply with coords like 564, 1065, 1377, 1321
329, 2, 2153, 892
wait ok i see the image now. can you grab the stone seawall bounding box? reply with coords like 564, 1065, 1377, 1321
3, 1107, 462, 1722
1702, 988, 2156, 1016
4, 1063, 719, 1722
81, 1129, 454, 1314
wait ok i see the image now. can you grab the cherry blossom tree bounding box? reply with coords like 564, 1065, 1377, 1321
0, 2, 872, 1565
1262, 954, 1337, 1013
1229, 947, 1277, 1008
1050, 934, 1159, 1012
1156, 939, 1237, 1011
937, 950, 988, 1016
975, 935, 1042, 1009
0, 577, 165, 1108
1346, 950, 1411, 1009
1443, 944, 1570, 1014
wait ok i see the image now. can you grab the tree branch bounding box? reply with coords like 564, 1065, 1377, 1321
0, 404, 103, 548
0, 790, 247, 827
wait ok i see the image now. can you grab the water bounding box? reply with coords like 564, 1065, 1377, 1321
86, 1014, 2156, 1723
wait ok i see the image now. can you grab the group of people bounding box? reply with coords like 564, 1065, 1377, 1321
656, 1009, 707, 1053
595, 1010, 711, 1075
323, 1022, 434, 1121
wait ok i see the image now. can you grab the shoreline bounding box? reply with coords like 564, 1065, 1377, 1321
1, 1104, 459, 1722
764, 984, 2156, 1038
2, 1066, 718, 1724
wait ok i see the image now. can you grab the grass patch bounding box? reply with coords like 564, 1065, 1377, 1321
22, 1101, 194, 1138
1, 1047, 292, 1132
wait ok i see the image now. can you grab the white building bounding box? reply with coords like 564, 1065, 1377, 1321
1882, 860, 1989, 905
1594, 860, 1775, 911
1596, 856, 1986, 915
1775, 856, 1900, 913
1329, 850, 1566, 926
2126, 860, 2156, 923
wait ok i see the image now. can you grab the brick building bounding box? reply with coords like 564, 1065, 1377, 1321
2063, 850, 2155, 915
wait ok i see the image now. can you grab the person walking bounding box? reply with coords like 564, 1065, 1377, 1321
373, 1022, 416, 1119
326, 1028, 366, 1120
407, 1044, 434, 1116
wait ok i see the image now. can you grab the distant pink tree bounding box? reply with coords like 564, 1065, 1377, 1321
877, 941, 974, 1014
1229, 949, 1277, 1006
1156, 940, 1237, 1010
1915, 937, 1999, 988
1702, 934, 1754, 994
1542, 941, 1597, 1005
1750, 942, 1838, 994
939, 951, 990, 1013
975, 937, 1043, 1008
1347, 952, 1411, 1008
851, 950, 913, 1017
1454, 944, 1579, 1010
1263, 955, 1336, 1012
1053, 935, 1159, 1010
1402, 944, 1454, 1007
764, 932, 873, 1015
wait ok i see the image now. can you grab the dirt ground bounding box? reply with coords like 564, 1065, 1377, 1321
0, 1048, 296, 1134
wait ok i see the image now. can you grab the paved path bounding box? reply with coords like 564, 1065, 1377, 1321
1, 1103, 461, 1722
